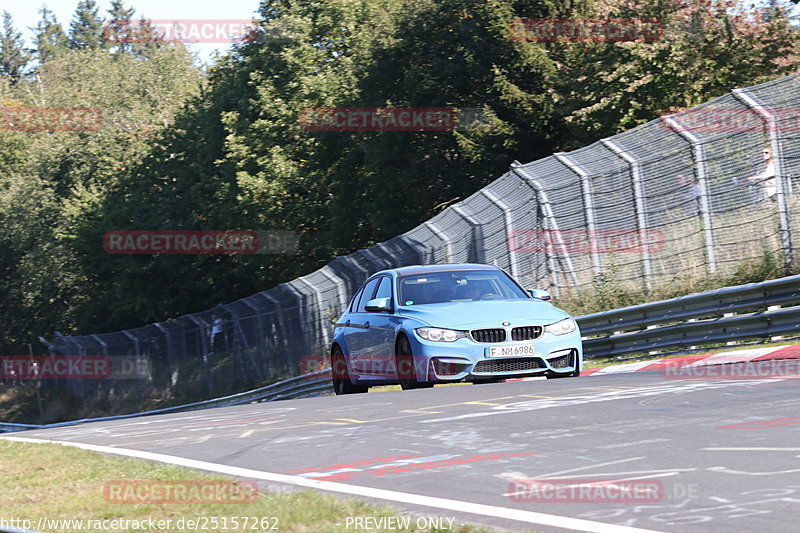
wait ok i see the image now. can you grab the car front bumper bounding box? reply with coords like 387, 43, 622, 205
407, 330, 583, 382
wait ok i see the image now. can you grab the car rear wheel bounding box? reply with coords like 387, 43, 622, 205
331, 346, 368, 394
395, 335, 432, 390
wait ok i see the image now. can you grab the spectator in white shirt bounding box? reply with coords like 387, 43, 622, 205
744, 147, 776, 199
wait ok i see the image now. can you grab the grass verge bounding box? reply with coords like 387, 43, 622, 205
0, 440, 498, 533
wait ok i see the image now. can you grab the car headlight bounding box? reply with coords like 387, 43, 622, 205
416, 327, 467, 342
545, 318, 576, 335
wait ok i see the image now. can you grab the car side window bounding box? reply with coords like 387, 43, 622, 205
349, 286, 365, 313
373, 276, 392, 305
356, 277, 381, 313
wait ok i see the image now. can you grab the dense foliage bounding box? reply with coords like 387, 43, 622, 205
1, 0, 798, 353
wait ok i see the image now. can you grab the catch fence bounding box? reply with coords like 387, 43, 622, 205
22, 73, 800, 412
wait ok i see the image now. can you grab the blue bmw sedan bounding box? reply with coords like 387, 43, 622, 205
329, 263, 583, 394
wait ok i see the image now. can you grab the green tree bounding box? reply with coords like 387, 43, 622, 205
32, 6, 68, 63
103, 0, 136, 53
550, 0, 800, 148
0, 12, 31, 81
68, 0, 104, 50
325, 0, 574, 243
0, 45, 201, 351
129, 17, 164, 58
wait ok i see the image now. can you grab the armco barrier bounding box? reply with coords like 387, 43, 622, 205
577, 275, 800, 358
0, 370, 332, 434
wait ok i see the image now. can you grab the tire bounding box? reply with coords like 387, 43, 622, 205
396, 334, 431, 390
331, 346, 368, 395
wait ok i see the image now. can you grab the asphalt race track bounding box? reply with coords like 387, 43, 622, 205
6, 367, 800, 533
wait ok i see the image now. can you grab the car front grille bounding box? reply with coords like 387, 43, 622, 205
511, 325, 543, 341
470, 328, 506, 343
473, 357, 544, 374
548, 351, 575, 369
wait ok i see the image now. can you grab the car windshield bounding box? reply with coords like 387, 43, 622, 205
398, 270, 528, 306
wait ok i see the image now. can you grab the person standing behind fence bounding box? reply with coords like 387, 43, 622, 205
210, 315, 223, 354
743, 147, 776, 200
677, 173, 702, 216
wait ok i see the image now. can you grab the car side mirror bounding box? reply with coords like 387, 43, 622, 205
528, 289, 551, 301
364, 297, 392, 313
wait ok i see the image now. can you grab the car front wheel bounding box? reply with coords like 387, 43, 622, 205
331, 346, 368, 394
395, 335, 433, 390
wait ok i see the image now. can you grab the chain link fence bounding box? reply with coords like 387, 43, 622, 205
19, 72, 800, 415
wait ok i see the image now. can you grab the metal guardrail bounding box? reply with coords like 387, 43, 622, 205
0, 423, 42, 433
0, 370, 333, 434
576, 275, 800, 358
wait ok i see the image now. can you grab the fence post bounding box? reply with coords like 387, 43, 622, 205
318, 266, 349, 313
359, 247, 386, 272
601, 139, 654, 291
221, 303, 264, 382
662, 116, 718, 275
451, 204, 485, 263
295, 277, 331, 350
187, 315, 213, 394
732, 88, 794, 272
122, 330, 146, 394
55, 332, 85, 397
241, 298, 267, 376
153, 322, 177, 384
260, 292, 292, 373
511, 162, 580, 293
553, 153, 602, 277
341, 253, 371, 281
424, 221, 454, 262
480, 187, 519, 277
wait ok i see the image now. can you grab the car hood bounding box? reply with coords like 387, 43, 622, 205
395, 299, 570, 329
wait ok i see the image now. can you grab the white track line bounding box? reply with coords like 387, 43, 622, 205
1, 436, 663, 533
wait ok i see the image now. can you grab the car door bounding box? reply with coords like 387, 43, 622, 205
335, 283, 364, 361
360, 275, 396, 377
347, 276, 381, 375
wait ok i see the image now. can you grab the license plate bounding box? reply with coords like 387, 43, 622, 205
488, 344, 537, 358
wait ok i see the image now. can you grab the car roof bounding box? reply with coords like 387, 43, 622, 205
374, 263, 502, 277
